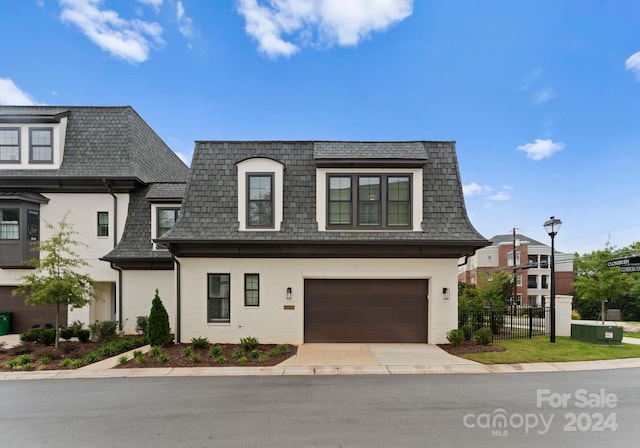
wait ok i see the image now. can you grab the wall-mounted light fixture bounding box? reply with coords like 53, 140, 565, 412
442, 287, 450, 300
286, 287, 292, 300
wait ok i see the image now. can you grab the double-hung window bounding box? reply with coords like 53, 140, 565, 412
29, 128, 53, 163
247, 174, 273, 228
327, 174, 411, 229
97, 211, 109, 237
0, 209, 19, 240
208, 274, 230, 323
0, 128, 20, 163
157, 208, 179, 237
244, 274, 259, 306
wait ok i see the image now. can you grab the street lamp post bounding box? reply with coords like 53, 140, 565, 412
543, 216, 562, 343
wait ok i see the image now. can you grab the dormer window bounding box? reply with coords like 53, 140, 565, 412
0, 128, 20, 162
247, 174, 273, 228
29, 128, 53, 163
327, 174, 412, 229
157, 207, 180, 237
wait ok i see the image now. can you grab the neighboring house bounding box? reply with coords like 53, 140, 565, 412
0, 106, 188, 333
458, 233, 574, 306
158, 141, 488, 345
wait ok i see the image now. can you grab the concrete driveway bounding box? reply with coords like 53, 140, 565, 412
283, 343, 479, 368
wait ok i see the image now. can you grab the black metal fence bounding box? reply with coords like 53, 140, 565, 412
458, 306, 550, 342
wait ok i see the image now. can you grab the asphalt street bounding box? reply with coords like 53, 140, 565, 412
2, 369, 639, 447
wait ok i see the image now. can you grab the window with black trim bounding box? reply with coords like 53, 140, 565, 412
157, 208, 179, 237
244, 274, 259, 306
97, 211, 109, 237
29, 128, 53, 163
247, 174, 273, 228
0, 208, 19, 240
327, 174, 411, 229
208, 274, 230, 322
0, 128, 20, 163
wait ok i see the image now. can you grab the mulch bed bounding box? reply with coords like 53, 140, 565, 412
0, 341, 103, 371
438, 340, 506, 356
114, 343, 297, 368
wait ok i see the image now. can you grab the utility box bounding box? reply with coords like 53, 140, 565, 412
571, 323, 623, 345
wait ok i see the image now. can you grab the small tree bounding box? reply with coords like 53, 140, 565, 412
13, 216, 96, 349
147, 289, 172, 346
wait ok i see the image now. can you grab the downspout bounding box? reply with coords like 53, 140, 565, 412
175, 255, 181, 344
103, 179, 122, 326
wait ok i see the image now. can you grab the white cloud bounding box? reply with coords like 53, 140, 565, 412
625, 51, 640, 80
59, 0, 164, 64
488, 191, 510, 202
138, 0, 163, 11
532, 87, 554, 105
0, 78, 40, 105
176, 1, 195, 39
462, 182, 483, 196
236, 0, 413, 58
516, 138, 564, 161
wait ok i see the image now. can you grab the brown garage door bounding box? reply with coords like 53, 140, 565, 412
0, 286, 67, 334
304, 279, 428, 343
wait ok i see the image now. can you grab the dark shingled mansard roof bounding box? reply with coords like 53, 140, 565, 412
0, 106, 188, 183
159, 141, 487, 248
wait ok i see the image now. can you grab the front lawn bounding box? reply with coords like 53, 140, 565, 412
624, 332, 640, 339
458, 337, 640, 364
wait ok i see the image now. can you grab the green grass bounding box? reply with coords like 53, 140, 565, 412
460, 337, 640, 364
624, 332, 640, 339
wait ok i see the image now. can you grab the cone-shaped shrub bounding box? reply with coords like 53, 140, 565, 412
147, 289, 172, 346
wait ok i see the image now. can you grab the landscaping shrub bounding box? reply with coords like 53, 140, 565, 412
258, 354, 269, 363
89, 320, 118, 343
267, 348, 279, 358
59, 328, 75, 341
157, 353, 169, 363
147, 289, 172, 347
20, 328, 56, 346
69, 320, 84, 334
118, 355, 128, 365
240, 336, 259, 352
135, 316, 148, 336
475, 327, 493, 345
76, 329, 90, 343
191, 337, 209, 349
447, 329, 464, 347
209, 346, 222, 357
149, 346, 162, 357
276, 344, 290, 355
461, 325, 473, 341
182, 347, 193, 357
232, 348, 244, 359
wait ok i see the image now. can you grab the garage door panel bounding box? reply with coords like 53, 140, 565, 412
0, 286, 67, 334
304, 279, 428, 343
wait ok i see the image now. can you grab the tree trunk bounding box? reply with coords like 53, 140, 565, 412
55, 302, 60, 350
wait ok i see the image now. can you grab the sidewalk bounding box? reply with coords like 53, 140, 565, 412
2, 338, 640, 380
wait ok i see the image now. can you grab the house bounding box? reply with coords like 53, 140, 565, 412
158, 141, 488, 344
0, 106, 188, 333
458, 233, 574, 306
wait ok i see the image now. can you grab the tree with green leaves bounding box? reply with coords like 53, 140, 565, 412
477, 269, 513, 310
574, 243, 640, 320
13, 216, 96, 349
147, 289, 172, 346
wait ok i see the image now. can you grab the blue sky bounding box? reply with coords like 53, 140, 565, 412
1, 0, 639, 255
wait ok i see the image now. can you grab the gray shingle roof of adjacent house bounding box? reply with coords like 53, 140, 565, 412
145, 183, 186, 201
102, 185, 174, 263
160, 141, 486, 244
0, 106, 188, 183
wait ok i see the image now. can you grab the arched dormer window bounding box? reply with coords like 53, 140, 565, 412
236, 157, 284, 231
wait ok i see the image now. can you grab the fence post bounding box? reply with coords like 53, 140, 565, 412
529, 307, 533, 339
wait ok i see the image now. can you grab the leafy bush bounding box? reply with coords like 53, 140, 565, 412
267, 348, 279, 358
249, 349, 259, 359
216, 355, 227, 364
8, 354, 33, 369
276, 344, 289, 355
83, 352, 100, 363
147, 290, 172, 347
76, 329, 90, 343
157, 353, 169, 363
232, 348, 244, 359
238, 356, 248, 364
182, 347, 193, 357
240, 336, 259, 352
99, 344, 118, 357
190, 353, 201, 363
118, 355, 129, 365
191, 337, 209, 349
59, 328, 75, 341
132, 350, 143, 358
20, 328, 56, 346
60, 359, 73, 367
209, 346, 221, 357
135, 316, 148, 336
258, 354, 269, 362
69, 320, 84, 334
475, 327, 493, 345
38, 356, 51, 365
461, 325, 473, 341
149, 346, 162, 357
69, 359, 86, 369
447, 329, 464, 347
89, 320, 118, 343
